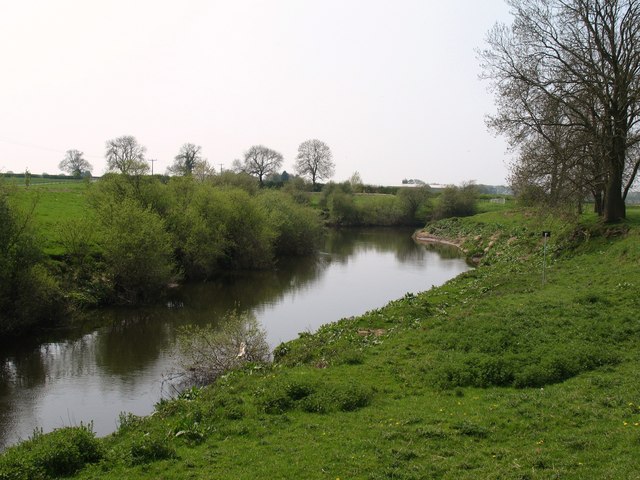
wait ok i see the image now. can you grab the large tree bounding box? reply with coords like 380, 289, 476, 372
59, 149, 92, 178
105, 135, 149, 176
236, 145, 283, 186
294, 139, 334, 187
169, 143, 203, 176
480, 0, 640, 222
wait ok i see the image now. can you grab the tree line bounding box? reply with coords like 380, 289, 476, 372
58, 136, 336, 188
481, 0, 640, 221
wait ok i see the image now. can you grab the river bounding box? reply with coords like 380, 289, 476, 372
0, 228, 469, 450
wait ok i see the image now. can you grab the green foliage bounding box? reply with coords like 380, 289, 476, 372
433, 183, 479, 220
0, 185, 62, 335
126, 434, 175, 466
209, 170, 259, 194
319, 183, 433, 226
98, 198, 174, 303
396, 186, 433, 224
0, 425, 101, 480
281, 176, 312, 204
211, 188, 274, 270
256, 190, 323, 256
256, 377, 373, 415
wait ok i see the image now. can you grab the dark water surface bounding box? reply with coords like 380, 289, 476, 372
0, 228, 468, 450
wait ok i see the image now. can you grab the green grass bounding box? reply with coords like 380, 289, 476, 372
3, 208, 639, 478
6, 181, 92, 255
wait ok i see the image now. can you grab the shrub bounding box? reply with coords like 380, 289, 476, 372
396, 186, 432, 224
256, 190, 323, 256
0, 425, 101, 480
432, 353, 514, 389
513, 347, 618, 388
433, 182, 478, 220
328, 190, 359, 225
173, 310, 270, 387
98, 198, 175, 303
0, 186, 62, 336
128, 434, 175, 466
333, 384, 373, 412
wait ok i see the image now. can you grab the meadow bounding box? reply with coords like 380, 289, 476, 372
4, 179, 90, 255
2, 204, 639, 479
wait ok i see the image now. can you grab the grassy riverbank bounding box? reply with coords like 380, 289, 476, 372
2, 207, 639, 479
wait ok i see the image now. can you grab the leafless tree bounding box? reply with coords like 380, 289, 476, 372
59, 149, 92, 178
168, 143, 203, 176
105, 135, 149, 176
236, 145, 283, 186
192, 158, 215, 182
480, 0, 640, 221
294, 139, 335, 187
172, 311, 270, 388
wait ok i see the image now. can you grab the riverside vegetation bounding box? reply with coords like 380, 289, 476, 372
0, 174, 492, 338
0, 173, 324, 337
1, 204, 639, 479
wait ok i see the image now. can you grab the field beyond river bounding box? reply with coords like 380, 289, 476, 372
2, 204, 640, 478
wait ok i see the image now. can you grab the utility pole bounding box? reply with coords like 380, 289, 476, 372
149, 158, 157, 175
219, 163, 223, 174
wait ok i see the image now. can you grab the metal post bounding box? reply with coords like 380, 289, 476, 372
541, 231, 551, 285
542, 236, 547, 284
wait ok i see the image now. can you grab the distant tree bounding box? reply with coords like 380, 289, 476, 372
59, 150, 92, 178
294, 139, 334, 187
433, 182, 478, 220
105, 136, 149, 176
349, 171, 363, 193
397, 186, 432, 224
168, 143, 203, 176
236, 145, 283, 187
192, 158, 215, 182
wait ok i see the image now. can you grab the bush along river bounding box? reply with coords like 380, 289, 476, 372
0, 228, 469, 450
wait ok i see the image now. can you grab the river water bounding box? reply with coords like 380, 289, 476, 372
0, 228, 468, 450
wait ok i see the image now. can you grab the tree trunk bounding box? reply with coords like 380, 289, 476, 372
603, 136, 626, 222
593, 190, 603, 215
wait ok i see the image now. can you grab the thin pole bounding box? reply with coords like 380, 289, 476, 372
149, 158, 156, 175
542, 235, 548, 285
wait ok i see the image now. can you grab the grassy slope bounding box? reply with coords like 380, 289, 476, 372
7, 180, 90, 255
44, 208, 638, 479
2, 197, 640, 478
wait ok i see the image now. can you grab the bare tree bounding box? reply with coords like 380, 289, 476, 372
168, 143, 203, 176
59, 149, 92, 178
294, 139, 334, 187
192, 158, 215, 182
480, 0, 640, 222
105, 135, 149, 176
237, 145, 283, 186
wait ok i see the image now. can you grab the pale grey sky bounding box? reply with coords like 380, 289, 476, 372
0, 0, 513, 185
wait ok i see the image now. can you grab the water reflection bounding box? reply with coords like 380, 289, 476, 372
0, 228, 468, 450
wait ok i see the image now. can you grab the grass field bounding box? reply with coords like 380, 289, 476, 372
4, 180, 91, 255
2, 206, 639, 479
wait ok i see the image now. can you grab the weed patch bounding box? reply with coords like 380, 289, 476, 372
0, 425, 101, 480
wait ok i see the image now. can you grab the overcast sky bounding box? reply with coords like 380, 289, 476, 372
0, 0, 513, 185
